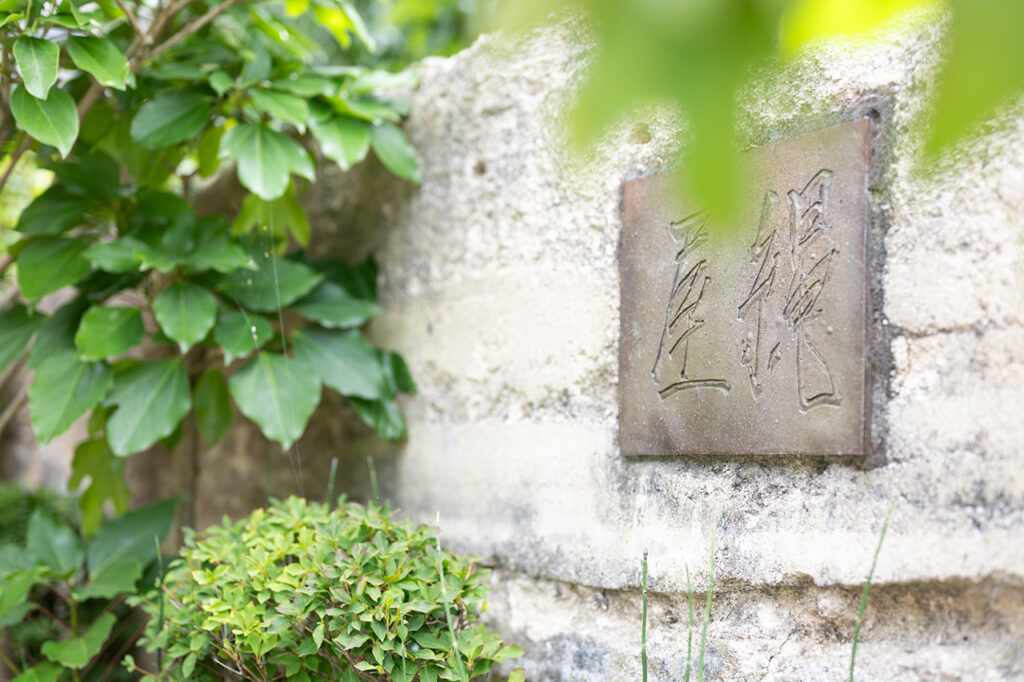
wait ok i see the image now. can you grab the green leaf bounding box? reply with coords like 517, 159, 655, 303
194, 369, 232, 447
153, 282, 218, 352
105, 358, 191, 456
0, 571, 39, 621
45, 151, 120, 197
130, 91, 212, 149
26, 510, 84, 577
371, 122, 420, 183
0, 545, 36, 576
216, 254, 322, 312
16, 237, 91, 299
14, 37, 59, 99
230, 189, 309, 245
292, 328, 383, 400
197, 125, 224, 178
74, 305, 144, 360
250, 88, 310, 130
312, 622, 324, 649
73, 555, 141, 600
187, 240, 255, 273
41, 612, 116, 668
11, 663, 62, 682
182, 653, 197, 678
350, 397, 406, 441
328, 94, 401, 123
272, 73, 336, 97
213, 310, 273, 364
0, 305, 42, 376
69, 438, 131, 537
310, 116, 370, 171
209, 70, 234, 96
66, 35, 129, 89
382, 351, 416, 395
927, 0, 1024, 154
15, 185, 92, 235
508, 669, 526, 682
293, 281, 381, 328
87, 498, 176, 576
229, 352, 321, 449
10, 84, 79, 158
28, 301, 85, 369
82, 237, 150, 273
496, 645, 526, 660
779, 0, 929, 55
220, 124, 314, 200
28, 351, 112, 444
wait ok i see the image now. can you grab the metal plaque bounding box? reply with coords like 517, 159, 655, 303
620, 118, 873, 456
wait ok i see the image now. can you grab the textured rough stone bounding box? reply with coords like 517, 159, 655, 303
299, 11, 1024, 679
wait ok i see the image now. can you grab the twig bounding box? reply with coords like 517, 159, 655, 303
0, 254, 11, 276
115, 0, 148, 43
127, 0, 193, 62
0, 134, 30, 195
0, 381, 27, 438
144, 0, 244, 63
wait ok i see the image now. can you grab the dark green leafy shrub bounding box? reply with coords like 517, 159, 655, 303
134, 496, 523, 681
0, 498, 176, 680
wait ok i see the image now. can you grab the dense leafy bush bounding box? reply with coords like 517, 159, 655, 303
133, 496, 523, 680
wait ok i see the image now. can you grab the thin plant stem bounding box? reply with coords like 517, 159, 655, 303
144, 0, 244, 63
641, 549, 648, 682
326, 456, 338, 508
698, 532, 716, 682
850, 502, 894, 682
114, 0, 147, 42
70, 597, 81, 682
685, 564, 694, 682
0, 646, 19, 677
0, 133, 29, 195
0, 381, 27, 437
367, 455, 379, 503
434, 512, 468, 682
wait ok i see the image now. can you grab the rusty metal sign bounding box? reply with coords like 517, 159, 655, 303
619, 118, 873, 456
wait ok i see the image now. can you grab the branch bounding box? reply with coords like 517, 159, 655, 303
127, 0, 193, 63
115, 0, 148, 44
144, 0, 244, 63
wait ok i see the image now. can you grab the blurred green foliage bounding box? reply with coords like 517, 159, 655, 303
0, 482, 74, 546
499, 0, 1024, 219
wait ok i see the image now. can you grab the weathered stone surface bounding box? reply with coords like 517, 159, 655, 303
306, 14, 1024, 593
297, 13, 1024, 678
484, 569, 1024, 681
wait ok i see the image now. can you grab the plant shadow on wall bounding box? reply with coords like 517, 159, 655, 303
0, 0, 498, 678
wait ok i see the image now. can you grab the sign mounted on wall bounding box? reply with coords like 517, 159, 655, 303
619, 118, 879, 456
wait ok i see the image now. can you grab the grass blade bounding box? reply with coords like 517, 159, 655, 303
641, 549, 648, 682
698, 532, 716, 682
850, 502, 894, 681
685, 564, 694, 682
326, 456, 338, 508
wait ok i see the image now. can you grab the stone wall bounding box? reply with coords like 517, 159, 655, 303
3, 10, 1023, 681
297, 13, 1024, 680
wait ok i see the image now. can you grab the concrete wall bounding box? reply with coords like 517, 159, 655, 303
297, 13, 1024, 681
3, 10, 1022, 681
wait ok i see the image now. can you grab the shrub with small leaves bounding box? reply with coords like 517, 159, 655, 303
133, 496, 524, 681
